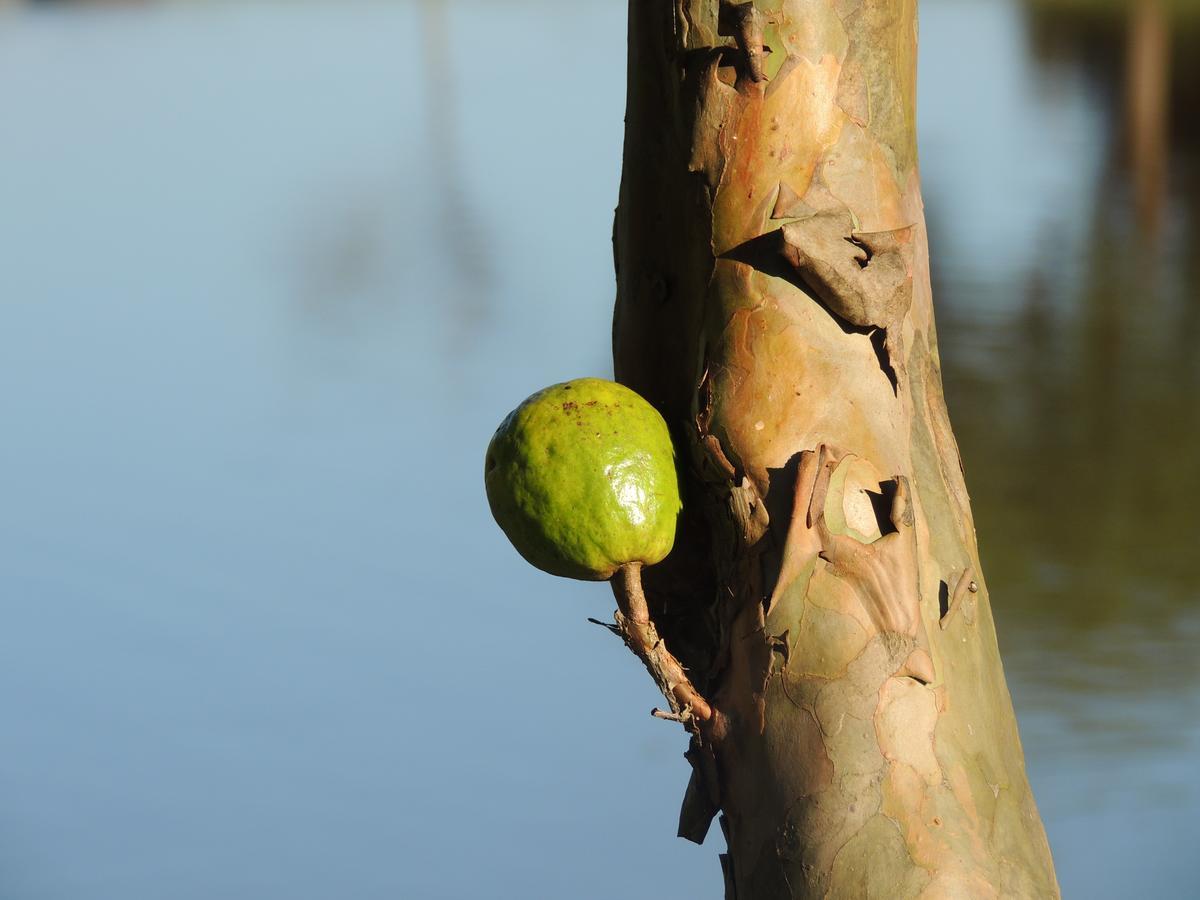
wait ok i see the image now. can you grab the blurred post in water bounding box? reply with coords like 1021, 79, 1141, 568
1126, 0, 1170, 236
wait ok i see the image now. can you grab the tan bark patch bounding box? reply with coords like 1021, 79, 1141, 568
793, 602, 870, 680
827, 814, 931, 899
818, 121, 907, 232
712, 54, 845, 254
877, 677, 942, 784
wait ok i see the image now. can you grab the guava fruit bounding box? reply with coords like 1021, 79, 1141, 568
484, 378, 681, 580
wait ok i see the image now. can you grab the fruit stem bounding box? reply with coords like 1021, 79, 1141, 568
611, 562, 713, 724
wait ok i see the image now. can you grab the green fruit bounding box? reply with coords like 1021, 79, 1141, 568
485, 378, 681, 581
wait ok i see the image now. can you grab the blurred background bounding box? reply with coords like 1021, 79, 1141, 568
0, 0, 1196, 897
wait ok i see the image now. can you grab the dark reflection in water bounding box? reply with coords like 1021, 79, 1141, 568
0, 1, 1196, 898
283, 1, 492, 352
416, 0, 492, 336
925, 3, 1199, 891
932, 0, 1199, 729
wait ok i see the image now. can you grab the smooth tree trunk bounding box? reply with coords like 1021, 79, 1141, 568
610, 2, 1060, 897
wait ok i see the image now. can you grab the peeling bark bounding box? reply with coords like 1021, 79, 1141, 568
612, 1, 1059, 896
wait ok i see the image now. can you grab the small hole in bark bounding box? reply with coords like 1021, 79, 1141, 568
845, 235, 872, 268
938, 581, 950, 620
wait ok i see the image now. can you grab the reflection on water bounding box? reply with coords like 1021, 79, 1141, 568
415, 0, 491, 337
0, 1, 1196, 897
926, 2, 1200, 892
935, 0, 1200, 735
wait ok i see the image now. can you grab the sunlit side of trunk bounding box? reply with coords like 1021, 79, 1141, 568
613, 2, 1059, 896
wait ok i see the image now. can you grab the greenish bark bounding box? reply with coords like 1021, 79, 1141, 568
611, 2, 1060, 896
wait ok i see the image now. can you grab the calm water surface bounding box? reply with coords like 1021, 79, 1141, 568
0, 1, 1196, 897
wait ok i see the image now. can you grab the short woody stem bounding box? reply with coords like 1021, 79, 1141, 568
611, 562, 713, 724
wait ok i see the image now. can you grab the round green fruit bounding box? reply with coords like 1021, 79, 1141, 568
484, 378, 681, 581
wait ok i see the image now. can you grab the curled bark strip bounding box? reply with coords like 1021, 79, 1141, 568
764, 450, 824, 617
779, 215, 916, 333
805, 444, 837, 529
733, 5, 766, 83
720, 220, 912, 393
816, 474, 922, 638
939, 566, 976, 631
787, 445, 924, 639
718, 1, 767, 84
678, 742, 722, 844
611, 562, 715, 725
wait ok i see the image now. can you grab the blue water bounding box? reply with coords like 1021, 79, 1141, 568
1, 1, 1196, 897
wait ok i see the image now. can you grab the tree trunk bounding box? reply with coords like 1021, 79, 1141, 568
611, 2, 1060, 897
